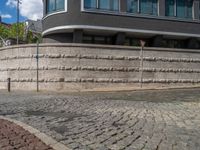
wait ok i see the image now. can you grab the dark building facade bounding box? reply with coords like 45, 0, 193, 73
42, 0, 200, 49
0, 16, 11, 28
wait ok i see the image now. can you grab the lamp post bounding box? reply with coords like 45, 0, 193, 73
15, 0, 22, 45
24, 20, 41, 92
36, 40, 39, 92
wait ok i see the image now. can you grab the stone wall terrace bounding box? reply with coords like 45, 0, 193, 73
0, 43, 200, 91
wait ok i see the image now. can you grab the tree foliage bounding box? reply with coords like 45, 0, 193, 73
0, 23, 41, 46
0, 24, 10, 39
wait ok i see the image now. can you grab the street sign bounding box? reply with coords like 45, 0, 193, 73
140, 40, 146, 48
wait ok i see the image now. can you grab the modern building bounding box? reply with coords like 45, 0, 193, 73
42, 0, 200, 49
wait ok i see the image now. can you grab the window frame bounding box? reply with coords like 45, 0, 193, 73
81, 0, 199, 23
127, 0, 159, 16
82, 0, 120, 12
165, 0, 194, 19
44, 0, 67, 19
199, 2, 200, 20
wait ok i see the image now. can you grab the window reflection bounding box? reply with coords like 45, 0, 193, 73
127, 0, 158, 16
165, 0, 193, 19
99, 0, 110, 10
84, 0, 119, 11
47, 0, 65, 14
84, 0, 97, 9
56, 0, 65, 11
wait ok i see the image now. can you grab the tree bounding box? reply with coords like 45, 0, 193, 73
8, 23, 24, 41
0, 24, 10, 39
0, 23, 41, 47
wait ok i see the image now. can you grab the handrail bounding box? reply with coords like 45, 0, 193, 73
0, 36, 6, 46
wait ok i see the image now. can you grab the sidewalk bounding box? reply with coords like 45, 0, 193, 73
0, 119, 53, 150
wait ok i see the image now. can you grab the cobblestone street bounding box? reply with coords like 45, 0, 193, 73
0, 88, 200, 150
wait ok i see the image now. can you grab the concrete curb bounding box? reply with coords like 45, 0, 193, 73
0, 116, 71, 150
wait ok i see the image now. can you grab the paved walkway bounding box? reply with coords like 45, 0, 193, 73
0, 119, 53, 150
0, 88, 200, 150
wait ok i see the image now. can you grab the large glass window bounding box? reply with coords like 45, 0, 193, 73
127, 0, 138, 13
165, 0, 193, 19
186, 0, 193, 18
84, 0, 119, 11
165, 0, 175, 16
127, 0, 158, 15
112, 0, 119, 10
83, 35, 113, 45
56, 0, 65, 10
99, 0, 110, 10
47, 0, 55, 13
177, 0, 186, 18
47, 0, 65, 14
84, 0, 97, 9
152, 0, 158, 15
199, 3, 200, 19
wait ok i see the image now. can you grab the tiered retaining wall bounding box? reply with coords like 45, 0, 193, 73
0, 43, 200, 91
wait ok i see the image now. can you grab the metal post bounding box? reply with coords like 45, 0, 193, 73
8, 78, 11, 92
36, 41, 39, 92
15, 0, 21, 45
140, 40, 145, 88
140, 46, 144, 88
16, 0, 19, 45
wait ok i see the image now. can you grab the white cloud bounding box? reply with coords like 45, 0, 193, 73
0, 11, 12, 19
6, 0, 43, 20
1, 14, 12, 19
6, 0, 17, 7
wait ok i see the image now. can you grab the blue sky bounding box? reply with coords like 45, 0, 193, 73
0, 0, 43, 24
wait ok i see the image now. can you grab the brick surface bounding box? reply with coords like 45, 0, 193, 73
0, 119, 54, 150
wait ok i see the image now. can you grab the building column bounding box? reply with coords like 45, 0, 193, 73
73, 29, 83, 43
120, 0, 127, 12
193, 0, 200, 20
115, 32, 126, 45
152, 35, 163, 47
159, 0, 165, 16
187, 38, 199, 49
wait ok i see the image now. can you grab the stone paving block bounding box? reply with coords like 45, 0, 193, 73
0, 89, 200, 149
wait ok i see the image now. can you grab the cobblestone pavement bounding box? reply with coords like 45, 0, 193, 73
0, 88, 200, 150
0, 119, 53, 150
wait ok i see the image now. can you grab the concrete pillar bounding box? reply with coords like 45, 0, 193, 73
115, 32, 126, 45
120, 0, 127, 12
152, 35, 163, 47
187, 38, 200, 49
159, 0, 166, 16
193, 0, 200, 20
43, 0, 47, 16
73, 29, 83, 43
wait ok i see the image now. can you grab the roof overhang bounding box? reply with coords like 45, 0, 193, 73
42, 25, 200, 40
